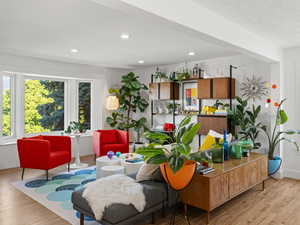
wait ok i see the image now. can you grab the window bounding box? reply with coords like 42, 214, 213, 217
0, 72, 95, 143
2, 75, 13, 136
78, 82, 91, 130
24, 79, 65, 134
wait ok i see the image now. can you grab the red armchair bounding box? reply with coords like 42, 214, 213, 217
93, 129, 129, 157
17, 135, 72, 180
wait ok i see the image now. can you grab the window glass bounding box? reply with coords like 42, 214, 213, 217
24, 79, 65, 133
78, 82, 91, 130
2, 76, 12, 136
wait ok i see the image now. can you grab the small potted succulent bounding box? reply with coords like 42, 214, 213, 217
137, 116, 203, 190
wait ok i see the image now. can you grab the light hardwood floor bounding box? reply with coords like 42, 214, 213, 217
1, 155, 300, 225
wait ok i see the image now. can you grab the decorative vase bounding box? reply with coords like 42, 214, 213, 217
268, 156, 282, 175
230, 143, 242, 159
107, 151, 114, 159
211, 148, 224, 163
160, 160, 196, 191
238, 139, 253, 157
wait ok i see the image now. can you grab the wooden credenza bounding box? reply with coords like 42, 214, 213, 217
180, 153, 268, 224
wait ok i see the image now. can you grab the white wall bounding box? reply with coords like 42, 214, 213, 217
281, 48, 300, 179
0, 53, 127, 169
133, 54, 277, 151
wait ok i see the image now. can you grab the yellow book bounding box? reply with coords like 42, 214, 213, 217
200, 135, 216, 151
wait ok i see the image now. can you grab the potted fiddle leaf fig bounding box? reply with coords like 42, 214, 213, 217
137, 116, 203, 190
106, 72, 149, 142
261, 99, 300, 175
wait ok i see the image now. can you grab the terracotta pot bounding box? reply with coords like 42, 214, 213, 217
160, 160, 196, 190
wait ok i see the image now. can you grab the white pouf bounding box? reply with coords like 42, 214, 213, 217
96, 156, 121, 179
99, 165, 125, 178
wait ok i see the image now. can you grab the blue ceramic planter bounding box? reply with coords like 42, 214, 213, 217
268, 156, 282, 175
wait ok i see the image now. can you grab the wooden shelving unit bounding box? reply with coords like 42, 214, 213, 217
149, 65, 238, 145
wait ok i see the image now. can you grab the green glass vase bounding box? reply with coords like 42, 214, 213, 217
230, 143, 242, 159
211, 148, 224, 163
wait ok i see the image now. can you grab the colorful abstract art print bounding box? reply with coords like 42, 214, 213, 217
183, 82, 199, 111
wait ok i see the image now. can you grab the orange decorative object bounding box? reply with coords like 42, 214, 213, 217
272, 84, 277, 89
160, 160, 196, 191
274, 102, 280, 107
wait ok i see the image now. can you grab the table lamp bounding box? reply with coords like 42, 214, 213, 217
106, 96, 119, 110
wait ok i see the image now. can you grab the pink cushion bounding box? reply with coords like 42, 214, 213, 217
101, 130, 118, 144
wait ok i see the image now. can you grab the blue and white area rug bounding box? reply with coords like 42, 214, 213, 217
12, 167, 99, 225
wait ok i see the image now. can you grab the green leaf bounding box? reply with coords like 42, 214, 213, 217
178, 116, 191, 129
181, 123, 201, 145
136, 145, 165, 156
188, 152, 203, 162
277, 109, 288, 125
169, 156, 184, 173
144, 131, 171, 144
146, 154, 168, 164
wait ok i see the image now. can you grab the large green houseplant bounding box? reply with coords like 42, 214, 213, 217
106, 72, 149, 141
261, 99, 299, 175
229, 97, 264, 149
137, 116, 202, 190
262, 99, 299, 159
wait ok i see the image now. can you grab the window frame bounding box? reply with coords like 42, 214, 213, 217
23, 75, 68, 136
76, 80, 92, 132
0, 71, 96, 145
0, 73, 16, 141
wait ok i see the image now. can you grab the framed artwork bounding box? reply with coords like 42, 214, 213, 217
183, 82, 199, 111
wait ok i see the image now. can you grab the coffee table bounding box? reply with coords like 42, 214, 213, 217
96, 156, 121, 179
121, 159, 144, 175
96, 154, 144, 178
99, 165, 125, 178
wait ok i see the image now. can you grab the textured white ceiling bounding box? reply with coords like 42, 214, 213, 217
0, 0, 237, 69
194, 0, 300, 48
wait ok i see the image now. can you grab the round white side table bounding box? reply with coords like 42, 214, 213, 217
99, 165, 125, 178
120, 153, 144, 175
96, 156, 121, 179
70, 134, 88, 169
121, 160, 144, 175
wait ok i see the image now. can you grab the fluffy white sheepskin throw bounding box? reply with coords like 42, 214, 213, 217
82, 174, 146, 220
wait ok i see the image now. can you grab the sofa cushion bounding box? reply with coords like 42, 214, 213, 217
72, 181, 167, 224
24, 135, 44, 140
101, 130, 117, 144
136, 163, 159, 182
49, 151, 70, 168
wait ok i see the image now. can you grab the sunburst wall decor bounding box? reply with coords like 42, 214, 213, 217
241, 76, 269, 101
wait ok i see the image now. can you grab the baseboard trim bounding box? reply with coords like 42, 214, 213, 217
283, 168, 300, 180
271, 170, 284, 179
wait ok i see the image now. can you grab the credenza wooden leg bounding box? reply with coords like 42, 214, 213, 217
262, 180, 265, 191
206, 211, 210, 225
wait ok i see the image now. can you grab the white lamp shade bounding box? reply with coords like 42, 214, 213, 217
106, 96, 119, 110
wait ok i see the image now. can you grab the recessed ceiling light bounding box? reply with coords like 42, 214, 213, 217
188, 52, 195, 56
138, 60, 144, 64
71, 49, 79, 53
120, 33, 130, 39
